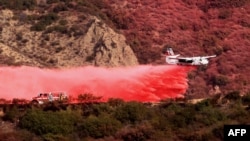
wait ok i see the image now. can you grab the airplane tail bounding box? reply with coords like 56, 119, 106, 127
166, 48, 175, 56
164, 48, 180, 64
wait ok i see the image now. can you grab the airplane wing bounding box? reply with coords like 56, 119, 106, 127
178, 55, 216, 60
168, 54, 180, 58
202, 55, 216, 59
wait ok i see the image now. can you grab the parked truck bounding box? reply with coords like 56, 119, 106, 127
31, 92, 68, 104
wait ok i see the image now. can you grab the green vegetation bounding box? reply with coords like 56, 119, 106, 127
78, 114, 121, 138
2, 106, 19, 122
45, 25, 68, 34
0, 0, 37, 10
19, 109, 81, 135
114, 102, 151, 124
1, 93, 250, 140
30, 13, 59, 31
242, 92, 250, 105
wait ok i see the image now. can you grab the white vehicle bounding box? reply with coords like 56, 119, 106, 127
164, 48, 216, 66
31, 92, 68, 104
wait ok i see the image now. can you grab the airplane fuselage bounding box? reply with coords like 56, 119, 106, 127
164, 48, 216, 66
166, 56, 212, 66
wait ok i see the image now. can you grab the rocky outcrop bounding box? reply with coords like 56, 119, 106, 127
0, 9, 138, 68
80, 17, 138, 67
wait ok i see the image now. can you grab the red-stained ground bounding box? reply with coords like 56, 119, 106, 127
0, 65, 194, 102
104, 0, 250, 96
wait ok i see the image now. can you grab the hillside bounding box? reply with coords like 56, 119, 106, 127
0, 1, 138, 68
0, 0, 250, 98
1, 0, 250, 140
103, 0, 250, 98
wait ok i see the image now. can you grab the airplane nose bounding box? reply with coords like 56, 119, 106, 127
203, 59, 209, 65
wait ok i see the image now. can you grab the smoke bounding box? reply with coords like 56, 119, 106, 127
0, 65, 193, 102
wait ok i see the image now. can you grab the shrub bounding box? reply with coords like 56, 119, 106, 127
116, 124, 153, 141
227, 101, 249, 122
213, 30, 228, 40
53, 3, 68, 13
224, 91, 241, 101
170, 106, 196, 128
19, 109, 81, 135
86, 55, 94, 62
0, 26, 2, 33
46, 0, 59, 4
210, 75, 229, 86
239, 19, 250, 28
2, 106, 19, 122
59, 20, 68, 25
150, 111, 170, 131
0, 0, 37, 10
39, 13, 59, 25
16, 32, 23, 41
42, 133, 69, 141
0, 129, 41, 141
178, 22, 189, 30
55, 47, 63, 53
84, 103, 113, 116
78, 114, 121, 138
69, 25, 86, 37
171, 114, 187, 128
30, 13, 59, 31
197, 106, 226, 125
106, 9, 130, 29
46, 57, 57, 65
202, 35, 218, 48
30, 23, 46, 31
242, 92, 250, 105
208, 0, 249, 8
108, 98, 124, 107
218, 9, 232, 19
77, 93, 102, 103
89, 0, 107, 9
195, 99, 212, 111
45, 25, 68, 34
114, 102, 151, 124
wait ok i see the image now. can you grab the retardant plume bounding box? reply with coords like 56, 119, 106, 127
0, 65, 193, 102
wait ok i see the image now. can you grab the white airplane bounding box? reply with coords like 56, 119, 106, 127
164, 48, 216, 66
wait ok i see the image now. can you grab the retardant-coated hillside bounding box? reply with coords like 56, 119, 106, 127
103, 0, 250, 98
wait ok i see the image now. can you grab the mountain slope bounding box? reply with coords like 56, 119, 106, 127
0, 0, 250, 97
104, 0, 250, 97
0, 2, 138, 68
